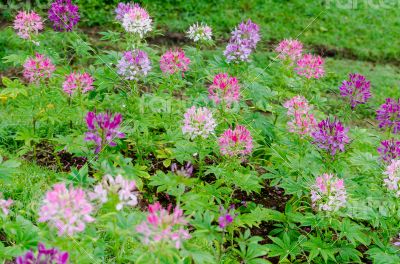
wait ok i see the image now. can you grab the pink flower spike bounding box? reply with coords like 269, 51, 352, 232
23, 53, 56, 83
182, 106, 216, 139
208, 73, 240, 107
295, 54, 325, 79
310, 173, 347, 212
383, 159, 400, 197
0, 193, 13, 216
62, 72, 94, 95
13, 11, 43, 41
218, 125, 253, 157
275, 39, 303, 63
284, 95, 317, 136
159, 49, 190, 76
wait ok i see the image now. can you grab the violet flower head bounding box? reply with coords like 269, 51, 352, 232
224, 19, 260, 63
295, 54, 325, 79
376, 98, 400, 134
121, 4, 152, 37
171, 162, 194, 177
23, 53, 56, 83
218, 205, 236, 229
311, 117, 350, 156
62, 72, 94, 95
275, 39, 303, 63
383, 159, 400, 197
13, 11, 43, 41
115, 2, 136, 22
208, 73, 240, 107
136, 202, 191, 249
0, 193, 13, 216
48, 0, 80, 32
160, 49, 190, 76
310, 173, 347, 212
16, 243, 69, 264
339, 73, 371, 109
218, 125, 253, 157
182, 106, 216, 139
88, 174, 138, 210
378, 138, 400, 163
85, 111, 125, 153
117, 49, 151, 80
38, 183, 94, 236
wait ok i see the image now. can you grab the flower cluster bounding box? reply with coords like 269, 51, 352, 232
339, 73, 371, 109
383, 159, 400, 197
48, 0, 80, 32
312, 117, 350, 156
117, 50, 151, 80
219, 125, 253, 157
13, 11, 43, 41
182, 106, 216, 139
224, 19, 260, 62
275, 39, 303, 63
89, 174, 138, 210
0, 193, 12, 216
136, 202, 191, 249
171, 162, 194, 177
38, 183, 94, 236
376, 98, 400, 134
120, 3, 152, 37
208, 73, 240, 107
62, 72, 94, 95
85, 111, 125, 153
160, 49, 190, 75
23, 53, 56, 83
378, 138, 400, 163
283, 95, 317, 136
16, 243, 69, 264
310, 173, 347, 212
295, 54, 325, 79
186, 22, 212, 42
218, 205, 236, 229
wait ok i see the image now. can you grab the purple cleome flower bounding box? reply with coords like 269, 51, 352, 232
378, 138, 400, 163
48, 0, 80, 32
339, 73, 371, 109
376, 98, 400, 134
218, 205, 236, 229
16, 243, 69, 264
312, 117, 350, 156
117, 49, 151, 80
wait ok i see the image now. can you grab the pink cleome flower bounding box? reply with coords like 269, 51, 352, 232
121, 4, 152, 37
383, 159, 400, 197
182, 106, 216, 139
159, 49, 190, 76
62, 72, 94, 95
310, 173, 347, 212
295, 54, 325, 79
275, 39, 303, 63
0, 193, 13, 216
38, 183, 94, 236
23, 53, 56, 83
283, 95, 317, 136
218, 125, 253, 157
136, 202, 191, 249
208, 73, 240, 107
13, 10, 43, 40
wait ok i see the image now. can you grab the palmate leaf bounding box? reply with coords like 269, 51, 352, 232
233, 230, 271, 264
265, 233, 301, 262
302, 236, 338, 263
237, 206, 285, 228
335, 219, 371, 246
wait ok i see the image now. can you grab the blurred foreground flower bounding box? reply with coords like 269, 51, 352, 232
339, 73, 371, 109
376, 98, 400, 134
312, 117, 349, 156
62, 72, 94, 95
136, 202, 191, 249
48, 0, 80, 32
311, 173, 347, 212
160, 49, 190, 76
16, 243, 68, 264
13, 11, 43, 41
38, 183, 94, 236
117, 49, 151, 80
23, 53, 55, 83
219, 125, 253, 157
208, 73, 240, 107
295, 54, 325, 79
182, 106, 216, 139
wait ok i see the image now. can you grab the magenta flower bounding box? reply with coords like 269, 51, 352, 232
136, 202, 191, 249
89, 174, 138, 211
218, 205, 236, 229
159, 49, 190, 76
224, 19, 260, 62
62, 72, 94, 95
378, 138, 400, 163
121, 4, 152, 37
284, 95, 317, 136
0, 193, 12, 216
376, 98, 400, 134
16, 243, 68, 264
208, 73, 240, 107
85, 111, 125, 153
182, 106, 216, 139
339, 73, 371, 109
383, 159, 400, 197
13, 11, 43, 41
275, 39, 303, 63
218, 125, 253, 157
117, 50, 151, 80
311, 173, 347, 212
48, 0, 80, 32
312, 117, 350, 156
38, 183, 94, 236
295, 54, 325, 79
171, 162, 193, 177
23, 53, 56, 83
